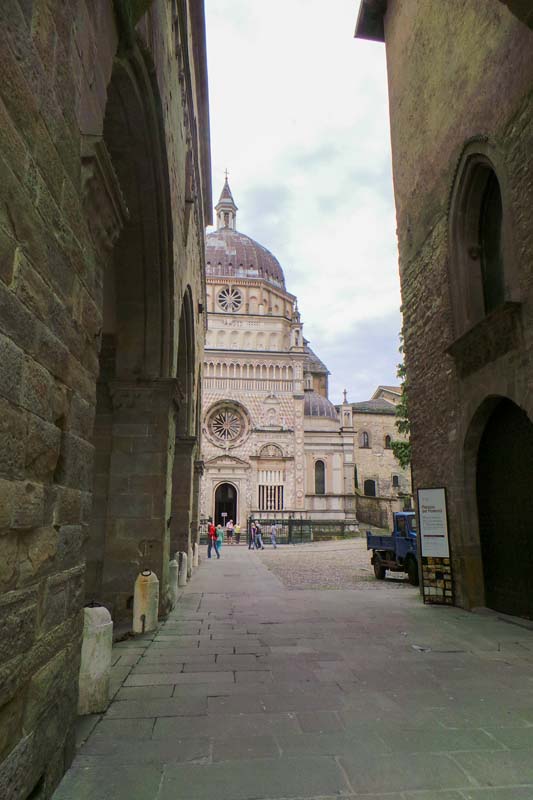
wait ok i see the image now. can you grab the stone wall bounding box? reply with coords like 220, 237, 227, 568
0, 1, 210, 796
381, 1, 533, 608
356, 495, 403, 530
352, 410, 411, 498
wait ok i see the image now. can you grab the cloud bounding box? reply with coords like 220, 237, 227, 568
205, 0, 401, 401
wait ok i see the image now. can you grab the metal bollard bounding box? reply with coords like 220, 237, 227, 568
168, 558, 179, 610
133, 570, 159, 633
78, 606, 113, 714
193, 542, 199, 568
178, 551, 188, 587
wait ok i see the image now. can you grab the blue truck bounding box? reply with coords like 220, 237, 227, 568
366, 511, 419, 586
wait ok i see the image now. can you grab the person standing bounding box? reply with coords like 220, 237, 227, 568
226, 519, 234, 545
207, 520, 217, 559
255, 523, 265, 550
248, 522, 256, 550
235, 523, 241, 545
215, 524, 223, 557
270, 522, 278, 549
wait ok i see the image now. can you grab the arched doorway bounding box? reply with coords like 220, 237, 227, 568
364, 479, 376, 497
476, 398, 533, 618
215, 483, 238, 526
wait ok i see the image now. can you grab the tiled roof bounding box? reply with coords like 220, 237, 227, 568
217, 178, 236, 206
303, 341, 329, 375
350, 399, 397, 415
304, 390, 339, 420
205, 228, 285, 289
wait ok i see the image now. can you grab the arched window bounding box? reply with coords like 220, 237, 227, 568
359, 430, 370, 449
314, 460, 325, 495
354, 465, 358, 490
479, 172, 504, 313
364, 479, 376, 497
448, 146, 517, 338
392, 474, 399, 489
384, 434, 392, 449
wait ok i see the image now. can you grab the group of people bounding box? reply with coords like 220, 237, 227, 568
207, 519, 279, 559
249, 521, 277, 550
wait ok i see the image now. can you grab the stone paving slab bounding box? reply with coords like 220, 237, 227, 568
55, 546, 533, 799
159, 756, 349, 800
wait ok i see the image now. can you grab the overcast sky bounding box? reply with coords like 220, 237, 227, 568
205, 0, 402, 404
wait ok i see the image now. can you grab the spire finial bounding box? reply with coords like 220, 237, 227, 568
343, 388, 348, 403
215, 174, 238, 230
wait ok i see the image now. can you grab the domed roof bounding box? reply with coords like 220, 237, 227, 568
206, 178, 286, 290
304, 390, 339, 420
206, 228, 286, 290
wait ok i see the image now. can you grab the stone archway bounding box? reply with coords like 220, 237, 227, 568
85, 43, 175, 619
170, 288, 198, 566
476, 398, 533, 618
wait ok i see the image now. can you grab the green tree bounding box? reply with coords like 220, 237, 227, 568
391, 340, 411, 469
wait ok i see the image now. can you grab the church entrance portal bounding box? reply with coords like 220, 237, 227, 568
476, 398, 533, 619
215, 483, 238, 526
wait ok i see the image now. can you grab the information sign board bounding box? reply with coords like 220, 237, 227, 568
417, 487, 450, 558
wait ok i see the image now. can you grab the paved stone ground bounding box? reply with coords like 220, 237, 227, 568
54, 546, 533, 799
258, 538, 413, 590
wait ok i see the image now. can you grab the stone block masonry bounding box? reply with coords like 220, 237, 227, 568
422, 557, 454, 605
0, 1, 211, 797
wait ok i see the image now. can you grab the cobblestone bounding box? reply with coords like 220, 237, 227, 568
258, 538, 413, 590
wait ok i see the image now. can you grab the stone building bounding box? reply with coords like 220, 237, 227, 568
347, 386, 410, 500
200, 180, 357, 525
0, 2, 210, 796
356, 1, 533, 616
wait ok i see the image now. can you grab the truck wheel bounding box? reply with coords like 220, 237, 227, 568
406, 557, 419, 586
373, 554, 386, 580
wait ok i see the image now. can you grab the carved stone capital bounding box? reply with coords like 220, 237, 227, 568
82, 136, 129, 252
194, 459, 205, 476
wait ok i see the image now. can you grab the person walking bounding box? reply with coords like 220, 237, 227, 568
207, 520, 217, 559
255, 523, 265, 550
270, 522, 278, 549
226, 519, 234, 545
215, 524, 223, 557
248, 522, 256, 550
235, 523, 241, 545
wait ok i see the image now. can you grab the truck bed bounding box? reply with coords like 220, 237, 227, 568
366, 532, 395, 551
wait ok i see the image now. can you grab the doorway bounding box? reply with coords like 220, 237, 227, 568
214, 483, 238, 526
476, 398, 533, 619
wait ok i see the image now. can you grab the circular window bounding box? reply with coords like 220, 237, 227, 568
205, 401, 250, 449
217, 286, 242, 312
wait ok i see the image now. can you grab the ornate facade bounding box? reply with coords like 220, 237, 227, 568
200, 181, 404, 526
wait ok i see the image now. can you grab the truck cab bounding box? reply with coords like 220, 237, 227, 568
366, 511, 419, 585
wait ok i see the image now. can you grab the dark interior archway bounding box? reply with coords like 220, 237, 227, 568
364, 479, 377, 497
86, 43, 174, 617
215, 483, 237, 526
477, 398, 533, 618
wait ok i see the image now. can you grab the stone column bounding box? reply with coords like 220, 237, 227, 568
190, 459, 204, 562
100, 379, 178, 620
170, 436, 197, 558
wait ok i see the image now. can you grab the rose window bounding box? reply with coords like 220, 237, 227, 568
209, 407, 243, 442
217, 286, 242, 312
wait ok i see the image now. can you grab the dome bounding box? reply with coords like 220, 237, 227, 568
206, 178, 286, 290
304, 390, 339, 420
206, 228, 286, 290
